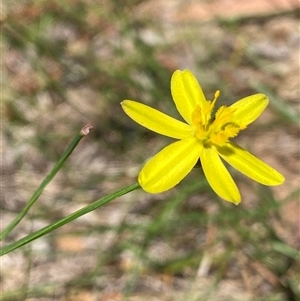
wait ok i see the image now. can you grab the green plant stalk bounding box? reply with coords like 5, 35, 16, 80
0, 125, 93, 241
0, 182, 140, 256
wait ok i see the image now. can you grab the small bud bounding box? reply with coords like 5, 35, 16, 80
80, 124, 93, 136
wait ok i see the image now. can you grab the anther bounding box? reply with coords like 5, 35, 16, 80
214, 90, 220, 99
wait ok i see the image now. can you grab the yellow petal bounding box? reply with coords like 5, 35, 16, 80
171, 70, 206, 125
121, 100, 192, 139
200, 147, 241, 204
139, 138, 201, 193
217, 142, 285, 185
230, 94, 268, 127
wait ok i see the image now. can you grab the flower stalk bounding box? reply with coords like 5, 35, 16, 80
0, 183, 140, 256
0, 125, 93, 241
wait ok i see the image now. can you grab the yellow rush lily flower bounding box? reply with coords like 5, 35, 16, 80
121, 70, 284, 204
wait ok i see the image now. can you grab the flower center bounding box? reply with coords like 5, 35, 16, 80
191, 91, 242, 146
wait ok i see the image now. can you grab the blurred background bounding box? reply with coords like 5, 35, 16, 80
2, 0, 299, 300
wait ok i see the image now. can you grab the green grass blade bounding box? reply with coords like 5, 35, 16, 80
271, 241, 300, 261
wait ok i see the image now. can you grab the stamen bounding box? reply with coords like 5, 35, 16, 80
192, 105, 202, 127
214, 90, 220, 99
201, 90, 221, 127
211, 90, 220, 108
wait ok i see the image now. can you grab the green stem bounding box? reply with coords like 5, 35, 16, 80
0, 182, 140, 256
0, 125, 93, 241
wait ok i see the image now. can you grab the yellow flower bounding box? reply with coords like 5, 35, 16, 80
121, 70, 284, 204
